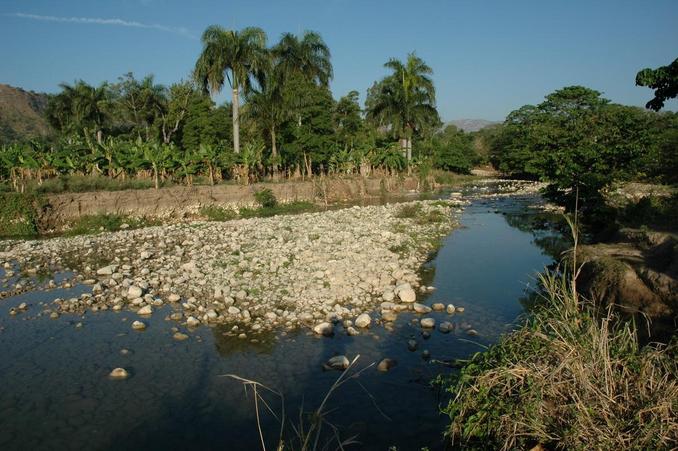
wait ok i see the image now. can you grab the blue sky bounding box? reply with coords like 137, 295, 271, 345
2, 0, 677, 121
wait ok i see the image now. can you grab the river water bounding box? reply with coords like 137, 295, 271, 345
0, 190, 566, 450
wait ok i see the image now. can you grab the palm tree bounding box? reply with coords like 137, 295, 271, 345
194, 26, 268, 154
366, 53, 439, 162
272, 31, 333, 87
47, 80, 111, 143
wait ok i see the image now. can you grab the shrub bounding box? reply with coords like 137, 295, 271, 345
395, 203, 422, 219
199, 205, 238, 222
254, 188, 277, 208
0, 193, 40, 237
65, 214, 155, 236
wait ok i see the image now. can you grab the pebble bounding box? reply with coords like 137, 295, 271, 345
109, 368, 129, 379
407, 339, 418, 351
439, 321, 454, 333
420, 318, 436, 329
173, 332, 189, 341
324, 355, 349, 371
377, 358, 397, 372
186, 316, 200, 327
355, 313, 371, 328
137, 305, 153, 315
131, 320, 146, 330
432, 303, 445, 311
413, 303, 432, 314
446, 304, 456, 314
312, 322, 334, 336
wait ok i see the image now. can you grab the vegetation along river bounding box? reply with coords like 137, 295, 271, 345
0, 186, 567, 450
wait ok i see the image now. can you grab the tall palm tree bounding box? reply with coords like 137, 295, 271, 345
46, 80, 110, 144
366, 53, 439, 161
194, 25, 268, 154
272, 31, 333, 87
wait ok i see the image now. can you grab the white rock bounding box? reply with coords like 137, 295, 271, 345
109, 368, 129, 379
355, 313, 371, 328
137, 305, 153, 315
446, 304, 456, 314
313, 322, 334, 336
97, 265, 117, 276
324, 355, 349, 370
413, 303, 432, 314
398, 288, 416, 303
127, 286, 143, 299
186, 316, 200, 327
131, 320, 146, 330
420, 318, 435, 328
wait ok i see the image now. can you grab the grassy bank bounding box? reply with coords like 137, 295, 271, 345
0, 192, 42, 238
437, 270, 678, 450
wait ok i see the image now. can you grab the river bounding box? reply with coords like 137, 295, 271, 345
0, 187, 566, 450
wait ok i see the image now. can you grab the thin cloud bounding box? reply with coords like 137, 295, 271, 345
8, 12, 196, 39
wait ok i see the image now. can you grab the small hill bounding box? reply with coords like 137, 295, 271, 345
446, 119, 500, 132
0, 83, 52, 144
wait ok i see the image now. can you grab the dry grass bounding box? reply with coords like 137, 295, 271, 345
440, 270, 678, 450
225, 355, 376, 451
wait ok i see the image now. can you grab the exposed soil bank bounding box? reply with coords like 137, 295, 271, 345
38, 176, 427, 229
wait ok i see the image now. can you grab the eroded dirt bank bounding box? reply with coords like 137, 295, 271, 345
39, 176, 424, 228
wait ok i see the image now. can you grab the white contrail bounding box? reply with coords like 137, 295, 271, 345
8, 12, 196, 39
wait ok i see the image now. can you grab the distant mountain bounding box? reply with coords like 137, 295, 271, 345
445, 119, 500, 132
0, 83, 52, 144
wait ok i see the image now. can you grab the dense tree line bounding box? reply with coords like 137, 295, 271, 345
1, 27, 481, 191
481, 80, 677, 227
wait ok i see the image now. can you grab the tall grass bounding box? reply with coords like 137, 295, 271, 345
439, 260, 677, 449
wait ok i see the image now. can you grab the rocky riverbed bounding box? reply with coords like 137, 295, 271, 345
0, 200, 465, 337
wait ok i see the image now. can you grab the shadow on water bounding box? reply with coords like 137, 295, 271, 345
0, 193, 567, 451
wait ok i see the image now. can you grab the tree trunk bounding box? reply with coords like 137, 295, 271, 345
399, 138, 408, 158
406, 138, 412, 162
96, 129, 103, 145
153, 167, 159, 190
232, 87, 240, 154
271, 125, 278, 179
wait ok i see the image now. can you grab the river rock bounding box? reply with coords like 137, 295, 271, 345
313, 322, 334, 336
97, 265, 117, 276
346, 326, 359, 336
407, 339, 418, 351
131, 320, 146, 330
382, 310, 397, 322
438, 321, 454, 333
398, 287, 416, 303
432, 303, 445, 311
446, 304, 456, 314
168, 293, 181, 303
324, 355, 349, 371
355, 313, 371, 328
413, 303, 432, 314
173, 332, 189, 341
420, 318, 435, 328
456, 307, 465, 313
109, 368, 129, 379
467, 329, 478, 336
186, 316, 200, 327
127, 286, 144, 299
137, 305, 153, 315
377, 358, 397, 372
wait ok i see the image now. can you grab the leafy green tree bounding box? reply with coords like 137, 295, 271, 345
334, 90, 363, 151
194, 26, 268, 154
636, 57, 678, 111
366, 53, 439, 161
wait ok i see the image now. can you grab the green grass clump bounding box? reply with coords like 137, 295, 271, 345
200, 205, 238, 221
65, 214, 156, 236
395, 203, 422, 218
437, 271, 678, 450
239, 201, 318, 219
254, 188, 278, 208
617, 193, 678, 230
30, 175, 157, 194
415, 209, 447, 225
0, 192, 41, 237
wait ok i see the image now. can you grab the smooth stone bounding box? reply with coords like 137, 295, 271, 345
407, 339, 418, 351
131, 320, 146, 330
346, 326, 359, 336
137, 305, 152, 315
413, 303, 432, 314
446, 304, 456, 314
398, 287, 416, 303
355, 313, 371, 328
467, 329, 478, 336
97, 265, 116, 276
422, 350, 431, 360
439, 321, 454, 333
173, 332, 189, 341
186, 316, 200, 327
168, 293, 181, 303
377, 358, 397, 372
381, 311, 397, 322
127, 286, 143, 299
420, 318, 436, 329
456, 307, 465, 313
312, 322, 334, 336
324, 355, 349, 371
432, 303, 445, 311
109, 368, 129, 379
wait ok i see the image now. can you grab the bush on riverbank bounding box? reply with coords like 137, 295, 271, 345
0, 192, 41, 237
64, 214, 158, 236
438, 270, 678, 450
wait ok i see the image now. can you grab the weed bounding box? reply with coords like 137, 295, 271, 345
200, 205, 238, 221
